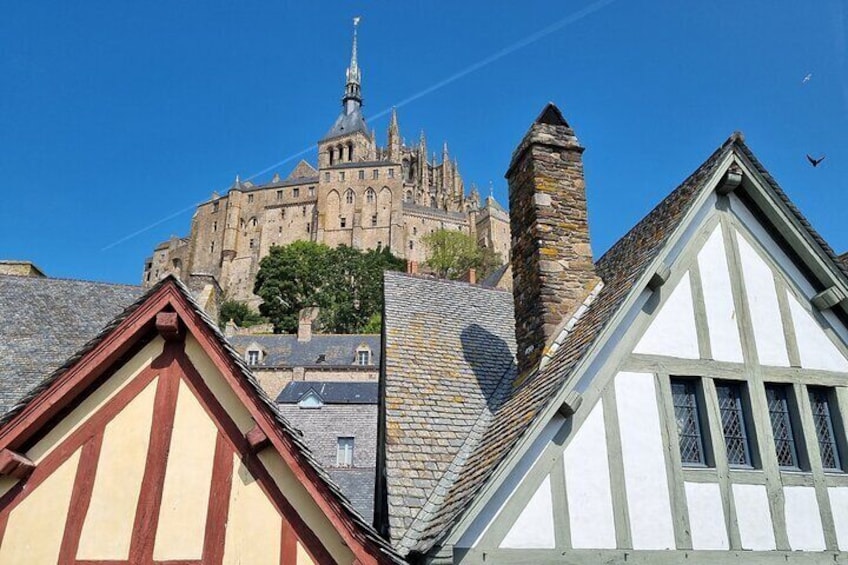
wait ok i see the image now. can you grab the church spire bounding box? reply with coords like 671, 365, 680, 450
343, 17, 363, 115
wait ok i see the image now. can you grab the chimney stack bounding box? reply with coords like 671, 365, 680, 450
505, 103, 599, 377
297, 306, 320, 342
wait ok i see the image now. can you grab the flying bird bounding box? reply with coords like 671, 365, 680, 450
807, 154, 825, 167
802, 72, 813, 84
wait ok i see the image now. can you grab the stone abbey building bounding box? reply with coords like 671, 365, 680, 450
142, 23, 510, 304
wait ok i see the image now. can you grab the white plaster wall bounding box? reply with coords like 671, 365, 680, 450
783, 486, 825, 550
697, 225, 743, 362
828, 487, 848, 550
732, 483, 775, 550
736, 231, 789, 366
787, 292, 848, 372
563, 401, 616, 549
634, 272, 700, 359
499, 474, 555, 549
684, 481, 728, 550
614, 372, 675, 549
224, 457, 281, 565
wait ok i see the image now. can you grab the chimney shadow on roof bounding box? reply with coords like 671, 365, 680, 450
460, 323, 516, 413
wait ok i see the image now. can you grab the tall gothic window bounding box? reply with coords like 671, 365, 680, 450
345, 190, 354, 205
809, 387, 843, 471
716, 381, 753, 467
366, 188, 375, 204
766, 384, 800, 469
671, 378, 706, 466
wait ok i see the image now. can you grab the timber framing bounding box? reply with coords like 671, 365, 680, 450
0, 277, 399, 565
444, 140, 848, 561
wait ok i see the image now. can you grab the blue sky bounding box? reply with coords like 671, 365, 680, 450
2, 1, 846, 284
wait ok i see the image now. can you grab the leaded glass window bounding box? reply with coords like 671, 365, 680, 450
671, 378, 706, 465
716, 381, 752, 467
766, 384, 799, 469
809, 387, 842, 471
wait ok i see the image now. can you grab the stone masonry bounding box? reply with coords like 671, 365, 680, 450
505, 103, 600, 377
142, 22, 510, 307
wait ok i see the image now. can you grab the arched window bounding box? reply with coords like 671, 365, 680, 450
345, 189, 355, 205
348, 142, 354, 161
366, 188, 376, 204
405, 190, 413, 203
328, 147, 335, 165
430, 196, 437, 208
250, 217, 257, 227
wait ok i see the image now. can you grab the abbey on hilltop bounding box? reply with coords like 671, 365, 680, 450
142, 21, 510, 304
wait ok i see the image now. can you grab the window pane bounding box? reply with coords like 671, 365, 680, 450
716, 382, 752, 467
809, 388, 842, 471
671, 379, 705, 465
766, 385, 798, 468
337, 437, 354, 467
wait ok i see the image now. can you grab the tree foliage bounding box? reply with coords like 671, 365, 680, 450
254, 241, 405, 334
422, 229, 503, 280
219, 300, 266, 329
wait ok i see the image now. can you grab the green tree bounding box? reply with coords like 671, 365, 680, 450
254, 241, 405, 334
219, 300, 266, 329
422, 229, 503, 280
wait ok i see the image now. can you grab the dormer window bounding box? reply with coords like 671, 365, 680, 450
247, 350, 260, 366
356, 346, 372, 366
298, 390, 323, 409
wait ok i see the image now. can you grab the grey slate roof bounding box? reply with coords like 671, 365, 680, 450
277, 381, 379, 404
381, 273, 517, 552
324, 108, 369, 141
0, 275, 142, 416
401, 203, 468, 222
228, 334, 380, 368
331, 468, 377, 522
0, 275, 404, 563
479, 264, 509, 289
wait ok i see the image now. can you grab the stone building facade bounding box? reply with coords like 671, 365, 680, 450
142, 22, 510, 305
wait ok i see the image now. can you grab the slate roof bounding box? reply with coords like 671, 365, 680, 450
479, 264, 510, 289
331, 468, 377, 523
324, 107, 369, 141
0, 275, 142, 416
228, 334, 380, 368
401, 203, 468, 222
383, 132, 846, 555
0, 276, 404, 563
381, 273, 517, 551
277, 381, 379, 404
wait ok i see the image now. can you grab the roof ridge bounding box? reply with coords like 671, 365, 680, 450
385, 270, 511, 293
0, 273, 142, 289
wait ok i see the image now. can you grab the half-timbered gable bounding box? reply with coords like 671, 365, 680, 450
378, 104, 848, 564
0, 278, 400, 565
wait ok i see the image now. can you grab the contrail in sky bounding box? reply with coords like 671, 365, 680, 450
102, 0, 618, 251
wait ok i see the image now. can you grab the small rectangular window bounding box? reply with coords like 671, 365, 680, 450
337, 437, 354, 467
324, 172, 330, 182
248, 194, 254, 203
371, 214, 378, 227
339, 172, 345, 182
766, 384, 800, 469
212, 201, 219, 213
247, 350, 259, 365
276, 190, 283, 200
372, 169, 379, 179
249, 239, 254, 249
358, 350, 370, 365
358, 170, 365, 180
809, 387, 843, 471
388, 168, 395, 179
716, 381, 753, 467
293, 188, 300, 198
281, 208, 286, 218
340, 217, 347, 228
210, 242, 215, 253
212, 221, 217, 232
308, 186, 315, 197
671, 378, 707, 466
302, 206, 306, 217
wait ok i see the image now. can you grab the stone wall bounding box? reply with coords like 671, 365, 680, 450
277, 403, 378, 470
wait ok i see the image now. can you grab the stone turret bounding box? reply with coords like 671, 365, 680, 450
505, 103, 599, 377
387, 108, 401, 161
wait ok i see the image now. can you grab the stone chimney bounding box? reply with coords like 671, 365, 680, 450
297, 307, 320, 342
407, 261, 419, 275
461, 268, 477, 284
505, 103, 599, 377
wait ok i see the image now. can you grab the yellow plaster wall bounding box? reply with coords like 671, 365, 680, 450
184, 335, 253, 433
27, 337, 165, 465
77, 377, 158, 560
0, 448, 80, 564
223, 457, 281, 565
153, 380, 219, 561
259, 450, 356, 564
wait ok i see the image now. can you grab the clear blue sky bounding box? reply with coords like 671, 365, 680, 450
2, 1, 846, 284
